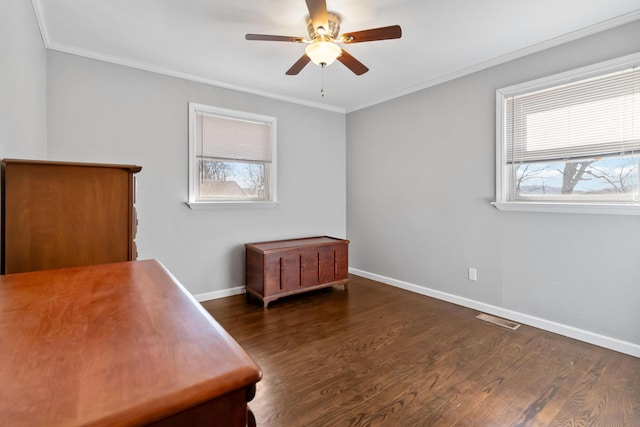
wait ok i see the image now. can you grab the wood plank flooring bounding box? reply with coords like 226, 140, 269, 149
202, 275, 640, 426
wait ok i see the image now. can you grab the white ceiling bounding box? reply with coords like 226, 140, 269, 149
33, 0, 640, 112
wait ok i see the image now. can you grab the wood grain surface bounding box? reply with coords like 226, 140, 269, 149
1, 159, 141, 273
0, 260, 261, 426
245, 236, 349, 307
203, 274, 640, 427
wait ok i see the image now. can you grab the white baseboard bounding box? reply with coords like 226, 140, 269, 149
349, 268, 640, 358
194, 286, 245, 302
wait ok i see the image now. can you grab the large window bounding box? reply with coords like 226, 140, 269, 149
188, 103, 277, 206
494, 53, 640, 215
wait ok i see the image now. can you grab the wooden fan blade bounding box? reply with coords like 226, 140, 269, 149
340, 25, 402, 43
337, 49, 369, 75
305, 0, 328, 31
286, 55, 311, 75
246, 34, 306, 43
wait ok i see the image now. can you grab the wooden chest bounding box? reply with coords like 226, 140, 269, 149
245, 236, 349, 307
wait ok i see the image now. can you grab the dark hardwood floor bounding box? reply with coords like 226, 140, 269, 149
202, 275, 640, 426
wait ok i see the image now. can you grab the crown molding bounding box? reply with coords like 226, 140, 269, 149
30, 0, 50, 47
31, 0, 640, 114
345, 10, 640, 112
31, 2, 344, 114
46, 41, 347, 114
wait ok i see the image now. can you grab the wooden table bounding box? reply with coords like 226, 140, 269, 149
0, 260, 261, 426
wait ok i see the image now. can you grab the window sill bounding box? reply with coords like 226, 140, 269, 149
492, 201, 640, 216
186, 201, 279, 209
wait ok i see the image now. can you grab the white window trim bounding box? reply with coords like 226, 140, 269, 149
493, 52, 640, 216
187, 200, 279, 209
186, 102, 278, 208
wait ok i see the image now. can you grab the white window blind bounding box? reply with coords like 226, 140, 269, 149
506, 66, 640, 164
187, 102, 277, 206
495, 53, 640, 215
195, 112, 272, 162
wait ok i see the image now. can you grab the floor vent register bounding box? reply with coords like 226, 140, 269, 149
476, 313, 521, 330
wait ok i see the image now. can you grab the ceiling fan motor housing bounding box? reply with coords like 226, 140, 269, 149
245, 0, 401, 76
307, 12, 341, 40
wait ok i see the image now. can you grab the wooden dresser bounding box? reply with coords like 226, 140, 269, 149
1, 159, 142, 274
0, 260, 262, 426
245, 236, 349, 307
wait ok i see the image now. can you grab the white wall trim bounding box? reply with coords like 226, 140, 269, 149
345, 10, 640, 112
492, 51, 640, 216
186, 201, 279, 209
42, 39, 346, 114
492, 201, 640, 215
30, 0, 49, 47
30, 0, 344, 114
193, 285, 245, 303
349, 267, 640, 358
31, 0, 640, 114
496, 51, 640, 96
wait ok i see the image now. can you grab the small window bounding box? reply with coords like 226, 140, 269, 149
494, 54, 640, 215
188, 103, 277, 206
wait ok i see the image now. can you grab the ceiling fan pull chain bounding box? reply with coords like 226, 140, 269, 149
320, 63, 325, 97
245, 2, 401, 78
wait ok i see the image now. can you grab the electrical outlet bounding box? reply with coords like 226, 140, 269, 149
468, 268, 477, 281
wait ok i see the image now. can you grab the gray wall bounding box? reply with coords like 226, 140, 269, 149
0, 0, 47, 158
347, 20, 640, 346
46, 52, 346, 295
4, 1, 638, 350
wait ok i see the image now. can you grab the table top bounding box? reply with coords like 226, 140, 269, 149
0, 259, 261, 426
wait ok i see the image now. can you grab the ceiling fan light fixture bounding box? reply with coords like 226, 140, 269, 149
245, 0, 401, 76
305, 40, 341, 66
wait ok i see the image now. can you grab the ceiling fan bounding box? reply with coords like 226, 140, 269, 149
245, 0, 402, 76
